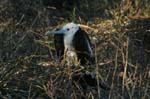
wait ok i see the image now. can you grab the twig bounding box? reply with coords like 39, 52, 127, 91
27, 83, 32, 99
79, 24, 96, 31
109, 48, 119, 99
122, 38, 129, 99
94, 43, 101, 99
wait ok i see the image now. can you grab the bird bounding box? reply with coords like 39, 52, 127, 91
46, 23, 95, 65
46, 23, 109, 98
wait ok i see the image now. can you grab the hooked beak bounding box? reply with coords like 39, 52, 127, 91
45, 29, 66, 35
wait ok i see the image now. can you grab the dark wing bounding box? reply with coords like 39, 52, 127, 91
72, 28, 110, 92
54, 34, 64, 59
73, 28, 95, 65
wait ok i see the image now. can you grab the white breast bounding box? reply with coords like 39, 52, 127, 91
64, 33, 75, 51
66, 50, 78, 66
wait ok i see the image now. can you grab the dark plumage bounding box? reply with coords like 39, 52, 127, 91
73, 28, 95, 65
54, 34, 64, 58
54, 28, 95, 65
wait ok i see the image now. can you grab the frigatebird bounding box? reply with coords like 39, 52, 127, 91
46, 23, 95, 65
46, 23, 109, 97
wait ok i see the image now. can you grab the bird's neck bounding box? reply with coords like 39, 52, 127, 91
64, 33, 75, 51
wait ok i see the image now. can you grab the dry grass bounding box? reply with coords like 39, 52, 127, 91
0, 0, 150, 99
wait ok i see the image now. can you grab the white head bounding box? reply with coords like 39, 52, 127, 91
46, 23, 80, 51
46, 23, 80, 36
62, 23, 79, 35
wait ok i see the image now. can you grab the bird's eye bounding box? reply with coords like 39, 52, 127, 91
67, 28, 70, 31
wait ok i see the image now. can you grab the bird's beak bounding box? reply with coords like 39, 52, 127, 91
45, 29, 65, 35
